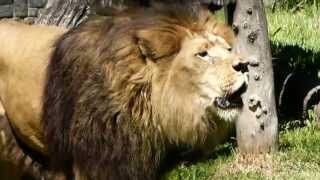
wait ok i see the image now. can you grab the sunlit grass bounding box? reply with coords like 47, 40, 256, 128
268, 7, 320, 52
164, 114, 320, 180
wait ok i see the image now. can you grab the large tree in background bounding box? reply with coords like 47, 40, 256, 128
35, 0, 89, 27
233, 0, 278, 153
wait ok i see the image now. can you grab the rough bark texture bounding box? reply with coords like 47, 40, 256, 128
233, 0, 278, 153
33, 0, 236, 27
35, 0, 89, 28
35, 0, 150, 27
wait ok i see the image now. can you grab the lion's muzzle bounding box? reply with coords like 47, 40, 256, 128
214, 79, 247, 109
214, 57, 248, 110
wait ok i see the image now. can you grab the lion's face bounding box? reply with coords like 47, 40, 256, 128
174, 33, 248, 121
143, 29, 248, 146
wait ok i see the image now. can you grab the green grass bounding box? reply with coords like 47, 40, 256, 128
273, 0, 319, 11
164, 7, 320, 180
268, 7, 320, 73
268, 7, 320, 52
164, 116, 320, 180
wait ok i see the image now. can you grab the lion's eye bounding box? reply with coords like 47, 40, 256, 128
197, 51, 208, 57
196, 51, 211, 62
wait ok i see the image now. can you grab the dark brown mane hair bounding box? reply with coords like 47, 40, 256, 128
42, 5, 233, 180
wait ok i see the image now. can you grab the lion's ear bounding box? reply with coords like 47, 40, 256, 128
137, 29, 179, 60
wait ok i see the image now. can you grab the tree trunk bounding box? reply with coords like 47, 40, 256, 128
35, 0, 89, 27
34, 0, 152, 27
233, 0, 278, 153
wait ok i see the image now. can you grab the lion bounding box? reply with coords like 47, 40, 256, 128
0, 6, 248, 180
0, 20, 66, 155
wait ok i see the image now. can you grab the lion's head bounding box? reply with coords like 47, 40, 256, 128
132, 10, 249, 148
43, 6, 248, 180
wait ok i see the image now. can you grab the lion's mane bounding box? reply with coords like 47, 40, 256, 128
42, 6, 234, 180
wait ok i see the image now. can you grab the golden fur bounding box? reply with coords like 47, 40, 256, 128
0, 6, 248, 180
0, 20, 67, 155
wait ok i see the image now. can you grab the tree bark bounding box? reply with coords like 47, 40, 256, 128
233, 0, 278, 153
34, 0, 151, 27
34, 0, 236, 27
35, 0, 89, 27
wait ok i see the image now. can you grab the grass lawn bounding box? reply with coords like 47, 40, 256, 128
164, 7, 320, 180
268, 7, 320, 52
164, 114, 320, 180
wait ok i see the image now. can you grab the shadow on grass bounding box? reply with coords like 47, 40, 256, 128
159, 138, 236, 178
272, 43, 320, 124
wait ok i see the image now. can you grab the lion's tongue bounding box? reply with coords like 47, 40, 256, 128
214, 97, 231, 109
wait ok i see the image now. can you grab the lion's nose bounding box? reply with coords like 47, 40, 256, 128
232, 58, 248, 73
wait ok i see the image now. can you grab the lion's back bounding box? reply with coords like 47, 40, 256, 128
0, 20, 67, 155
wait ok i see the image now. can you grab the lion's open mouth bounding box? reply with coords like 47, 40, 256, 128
214, 83, 246, 109
214, 96, 243, 109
